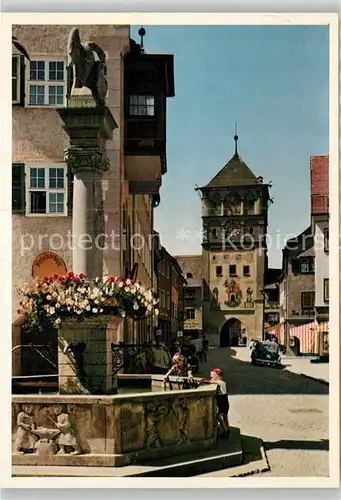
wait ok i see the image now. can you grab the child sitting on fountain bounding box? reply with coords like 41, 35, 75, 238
165, 352, 188, 377
199, 368, 230, 437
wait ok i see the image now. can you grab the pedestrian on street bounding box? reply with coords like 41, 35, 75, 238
146, 329, 172, 374
199, 367, 230, 437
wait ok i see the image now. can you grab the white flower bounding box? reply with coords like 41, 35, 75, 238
154, 309, 159, 316
147, 304, 152, 311
133, 302, 139, 310
54, 318, 61, 325
100, 308, 103, 313
92, 308, 98, 313
56, 303, 60, 309
49, 307, 56, 315
76, 310, 82, 315
118, 281, 124, 288
46, 295, 52, 301
126, 279, 131, 285
86, 305, 91, 311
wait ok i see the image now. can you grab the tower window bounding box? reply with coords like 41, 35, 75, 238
230, 294, 236, 304
216, 266, 223, 277
212, 228, 218, 238
243, 265, 250, 277
244, 193, 255, 215
229, 264, 237, 276
186, 272, 193, 279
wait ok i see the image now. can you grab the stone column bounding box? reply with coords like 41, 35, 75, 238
57, 89, 119, 395
58, 89, 118, 279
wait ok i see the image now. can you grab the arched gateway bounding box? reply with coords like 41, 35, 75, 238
220, 318, 242, 347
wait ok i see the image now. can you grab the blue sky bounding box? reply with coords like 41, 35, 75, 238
132, 25, 329, 268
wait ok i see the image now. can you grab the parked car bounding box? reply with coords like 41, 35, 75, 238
250, 339, 281, 367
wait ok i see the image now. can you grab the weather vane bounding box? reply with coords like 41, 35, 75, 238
138, 26, 146, 53
234, 122, 239, 156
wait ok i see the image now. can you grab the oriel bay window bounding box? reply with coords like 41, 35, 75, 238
26, 165, 67, 215
27, 59, 66, 106
129, 95, 155, 116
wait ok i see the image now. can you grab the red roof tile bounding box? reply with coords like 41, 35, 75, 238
310, 155, 329, 215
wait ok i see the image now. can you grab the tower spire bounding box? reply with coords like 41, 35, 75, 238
234, 122, 239, 156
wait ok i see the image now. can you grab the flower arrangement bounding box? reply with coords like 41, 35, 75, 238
18, 272, 159, 333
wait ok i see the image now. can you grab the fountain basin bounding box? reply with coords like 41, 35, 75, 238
12, 384, 217, 467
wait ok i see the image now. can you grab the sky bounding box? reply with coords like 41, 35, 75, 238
132, 25, 329, 268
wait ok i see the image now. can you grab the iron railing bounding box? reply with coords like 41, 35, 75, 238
111, 343, 150, 377
12, 343, 57, 375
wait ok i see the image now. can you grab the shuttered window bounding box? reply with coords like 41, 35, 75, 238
301, 291, 315, 310
12, 163, 26, 214
12, 55, 26, 106
67, 166, 73, 215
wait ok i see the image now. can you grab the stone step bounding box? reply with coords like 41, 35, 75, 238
129, 427, 243, 477
12, 427, 243, 478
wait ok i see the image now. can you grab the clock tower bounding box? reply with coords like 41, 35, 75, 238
197, 135, 271, 347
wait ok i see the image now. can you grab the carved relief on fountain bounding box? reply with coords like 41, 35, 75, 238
144, 397, 189, 450
13, 404, 81, 456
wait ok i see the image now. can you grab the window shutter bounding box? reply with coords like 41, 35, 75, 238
291, 258, 299, 274
67, 166, 73, 215
19, 55, 25, 105
12, 163, 26, 214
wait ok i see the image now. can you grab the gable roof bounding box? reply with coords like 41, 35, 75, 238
203, 153, 261, 189
173, 254, 202, 288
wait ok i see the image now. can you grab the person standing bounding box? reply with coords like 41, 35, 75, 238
199, 368, 230, 437
146, 329, 172, 374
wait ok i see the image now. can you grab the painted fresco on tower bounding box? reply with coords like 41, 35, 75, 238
223, 279, 242, 308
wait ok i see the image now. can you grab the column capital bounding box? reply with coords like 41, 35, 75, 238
65, 147, 110, 173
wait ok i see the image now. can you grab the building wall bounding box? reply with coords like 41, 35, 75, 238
184, 286, 203, 333
202, 247, 264, 346
174, 255, 203, 337
171, 264, 185, 335
314, 217, 329, 310
156, 250, 172, 342
280, 261, 315, 321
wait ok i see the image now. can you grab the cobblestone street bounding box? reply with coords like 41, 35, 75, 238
198, 347, 329, 477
